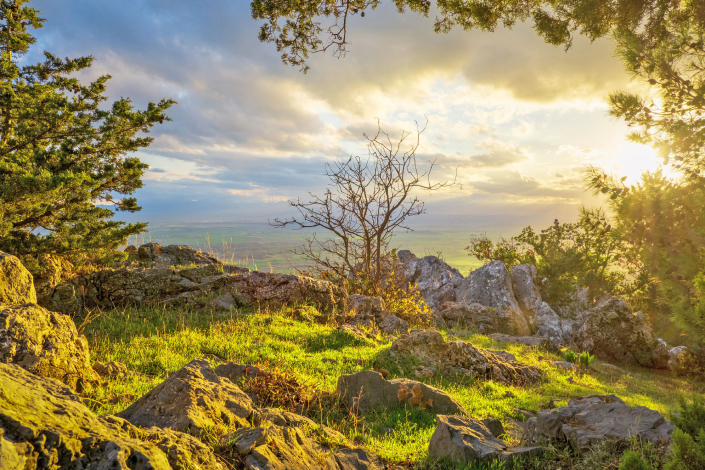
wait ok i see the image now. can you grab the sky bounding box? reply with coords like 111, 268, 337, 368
29, 0, 665, 233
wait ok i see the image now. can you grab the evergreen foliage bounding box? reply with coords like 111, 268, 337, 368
0, 0, 175, 265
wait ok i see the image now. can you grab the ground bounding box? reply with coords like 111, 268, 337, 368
78, 302, 705, 469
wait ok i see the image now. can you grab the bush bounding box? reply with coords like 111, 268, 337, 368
672, 397, 705, 443
619, 450, 656, 470
664, 429, 705, 470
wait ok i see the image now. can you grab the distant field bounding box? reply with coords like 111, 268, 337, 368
124, 222, 514, 275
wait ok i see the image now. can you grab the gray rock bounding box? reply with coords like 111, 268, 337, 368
0, 362, 176, 470
117, 358, 254, 436
214, 361, 267, 382
550, 361, 578, 371
521, 394, 675, 453
668, 346, 688, 371
456, 261, 530, 336
391, 330, 542, 386
93, 360, 128, 378
0, 251, 37, 305
233, 423, 384, 470
0, 303, 93, 389
337, 370, 467, 415
435, 302, 511, 334
428, 415, 540, 465
571, 296, 663, 367
397, 250, 463, 309
345, 294, 409, 336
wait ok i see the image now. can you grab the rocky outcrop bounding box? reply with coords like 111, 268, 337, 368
336, 370, 467, 415
510, 265, 566, 344
397, 250, 463, 309
435, 302, 511, 334
344, 294, 409, 336
521, 394, 675, 453
428, 415, 540, 465
0, 303, 92, 389
488, 333, 560, 353
391, 330, 542, 386
223, 423, 384, 470
0, 251, 37, 305
117, 358, 254, 436
456, 261, 531, 336
571, 296, 665, 368
0, 362, 175, 470
41, 247, 347, 315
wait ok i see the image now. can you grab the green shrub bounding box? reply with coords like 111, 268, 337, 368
672, 396, 705, 440
664, 429, 705, 470
619, 450, 656, 470
578, 351, 595, 371
564, 350, 579, 364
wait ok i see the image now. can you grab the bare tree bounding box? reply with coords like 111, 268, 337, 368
272, 119, 456, 288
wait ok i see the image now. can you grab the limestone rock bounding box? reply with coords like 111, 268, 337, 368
138, 242, 164, 260
392, 330, 542, 386
521, 394, 675, 453
0, 251, 36, 305
667, 346, 688, 371
336, 370, 467, 415
234, 424, 385, 470
435, 302, 508, 334
428, 415, 540, 465
345, 294, 409, 336
214, 361, 267, 382
117, 358, 254, 436
0, 362, 174, 470
93, 360, 128, 378
154, 243, 219, 266
397, 250, 463, 309
0, 303, 92, 388
571, 296, 663, 367
455, 261, 530, 336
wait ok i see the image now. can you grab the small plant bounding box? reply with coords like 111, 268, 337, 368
619, 450, 656, 470
564, 350, 579, 364
671, 396, 705, 438
578, 351, 595, 371
664, 428, 705, 470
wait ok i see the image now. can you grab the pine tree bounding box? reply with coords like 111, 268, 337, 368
0, 0, 175, 266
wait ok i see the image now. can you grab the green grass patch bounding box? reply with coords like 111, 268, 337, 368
79, 305, 705, 466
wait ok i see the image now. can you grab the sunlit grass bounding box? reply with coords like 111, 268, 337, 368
79, 304, 705, 466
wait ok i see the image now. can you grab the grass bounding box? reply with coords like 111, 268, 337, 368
78, 303, 705, 468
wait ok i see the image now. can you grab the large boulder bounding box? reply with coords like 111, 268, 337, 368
0, 362, 177, 470
435, 302, 511, 334
397, 250, 463, 309
336, 370, 467, 415
0, 303, 92, 389
225, 423, 384, 470
391, 330, 541, 386
0, 251, 37, 305
455, 261, 530, 336
510, 264, 566, 344
521, 394, 675, 453
428, 415, 540, 465
117, 358, 254, 436
571, 296, 664, 368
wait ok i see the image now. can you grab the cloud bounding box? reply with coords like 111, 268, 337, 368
471, 170, 583, 202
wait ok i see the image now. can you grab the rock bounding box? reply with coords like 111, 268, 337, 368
346, 294, 409, 336
33, 254, 74, 309
233, 423, 385, 470
551, 361, 578, 371
336, 370, 467, 415
0, 362, 174, 470
397, 250, 463, 310
435, 302, 508, 334
0, 251, 37, 305
481, 418, 505, 438
455, 261, 530, 336
489, 333, 560, 353
0, 303, 92, 388
413, 365, 436, 379
652, 340, 671, 369
214, 361, 267, 382
45, 253, 346, 314
251, 408, 348, 443
208, 292, 249, 310
93, 360, 128, 378
391, 330, 542, 386
428, 415, 540, 465
125, 245, 139, 255
667, 346, 688, 371
117, 358, 254, 436
138, 242, 164, 260
486, 350, 517, 362
143, 425, 222, 470
571, 296, 663, 367
521, 394, 675, 453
